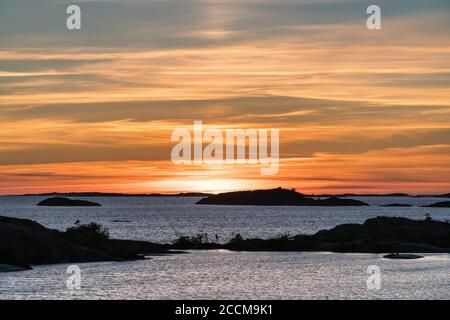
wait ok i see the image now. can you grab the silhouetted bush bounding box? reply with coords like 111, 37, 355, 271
172, 232, 218, 249
64, 222, 109, 246
228, 233, 244, 246
271, 232, 291, 241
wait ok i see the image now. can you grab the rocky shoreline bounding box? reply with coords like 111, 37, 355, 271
37, 197, 102, 207
0, 216, 182, 272
1, 215, 449, 273
169, 217, 450, 253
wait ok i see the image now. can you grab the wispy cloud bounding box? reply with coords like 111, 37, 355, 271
0, 0, 449, 194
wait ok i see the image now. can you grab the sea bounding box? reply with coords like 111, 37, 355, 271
0, 196, 449, 300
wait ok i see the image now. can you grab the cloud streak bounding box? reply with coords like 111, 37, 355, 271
0, 0, 449, 194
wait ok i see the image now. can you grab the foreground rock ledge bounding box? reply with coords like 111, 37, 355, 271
383, 253, 424, 260
423, 201, 450, 208
0, 216, 179, 272
169, 217, 450, 254
0, 263, 32, 272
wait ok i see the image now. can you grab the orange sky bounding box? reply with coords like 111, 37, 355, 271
1, 0, 450, 195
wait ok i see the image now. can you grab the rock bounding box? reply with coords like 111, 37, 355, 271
0, 263, 32, 273
0, 215, 181, 271
388, 242, 447, 253
313, 216, 450, 250
381, 204, 412, 207
317, 196, 369, 207
383, 253, 424, 260
37, 197, 101, 207
196, 188, 369, 206
0, 216, 112, 267
436, 193, 450, 198
423, 201, 450, 208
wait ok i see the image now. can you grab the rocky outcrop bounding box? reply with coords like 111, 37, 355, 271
0, 216, 179, 272
317, 196, 369, 206
423, 201, 450, 208
0, 263, 32, 272
170, 217, 450, 254
0, 216, 111, 268
196, 188, 369, 206
37, 197, 101, 207
381, 204, 412, 207
383, 253, 424, 260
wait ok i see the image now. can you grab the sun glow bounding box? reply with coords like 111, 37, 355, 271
151, 178, 250, 194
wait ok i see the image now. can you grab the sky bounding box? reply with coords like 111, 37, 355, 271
0, 0, 450, 195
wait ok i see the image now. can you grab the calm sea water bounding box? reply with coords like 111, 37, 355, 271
0, 196, 449, 300
0, 196, 449, 242
0, 251, 449, 300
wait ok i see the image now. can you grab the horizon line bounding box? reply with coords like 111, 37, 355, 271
1, 189, 448, 197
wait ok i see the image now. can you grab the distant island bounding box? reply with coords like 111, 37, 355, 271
196, 188, 369, 206
310, 192, 411, 197
10, 192, 211, 197
3, 190, 450, 198
383, 253, 424, 260
2, 215, 449, 272
423, 201, 450, 208
437, 193, 450, 198
37, 197, 102, 207
381, 204, 412, 207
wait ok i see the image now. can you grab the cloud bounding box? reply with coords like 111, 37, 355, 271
1, 0, 449, 194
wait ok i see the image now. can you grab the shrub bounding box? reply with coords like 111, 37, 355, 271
172, 232, 211, 248
228, 233, 244, 246
65, 222, 109, 245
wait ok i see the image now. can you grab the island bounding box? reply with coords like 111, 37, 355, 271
310, 192, 411, 197
2, 214, 449, 273
37, 197, 102, 207
436, 193, 450, 198
0, 216, 181, 272
383, 253, 424, 260
18, 192, 211, 197
422, 201, 450, 208
170, 216, 450, 254
0, 264, 31, 273
196, 188, 369, 206
381, 204, 412, 207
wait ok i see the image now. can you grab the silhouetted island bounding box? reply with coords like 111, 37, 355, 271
3, 215, 449, 272
17, 192, 211, 197
309, 192, 411, 197
170, 217, 450, 254
37, 197, 101, 207
423, 201, 450, 208
6, 191, 450, 199
196, 188, 369, 206
0, 216, 181, 272
383, 253, 424, 260
0, 263, 31, 272
381, 204, 412, 207
437, 193, 450, 198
